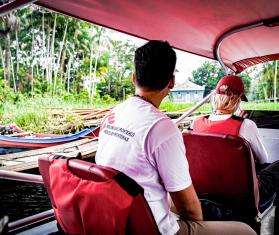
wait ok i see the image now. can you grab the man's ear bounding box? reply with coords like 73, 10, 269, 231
132, 73, 136, 85
168, 76, 175, 89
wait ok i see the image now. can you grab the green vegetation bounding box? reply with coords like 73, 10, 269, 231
3, 94, 279, 134
0, 6, 135, 102
191, 61, 251, 96
1, 5, 279, 134
160, 101, 279, 113
251, 61, 279, 100
160, 101, 211, 113
2, 95, 118, 134
0, 5, 134, 133
191, 61, 278, 101
241, 102, 279, 111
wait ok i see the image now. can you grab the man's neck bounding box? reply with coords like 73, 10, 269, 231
135, 89, 165, 108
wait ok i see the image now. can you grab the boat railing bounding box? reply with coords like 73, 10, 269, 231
0, 170, 43, 184
0, 170, 55, 233
174, 91, 213, 124
8, 209, 55, 232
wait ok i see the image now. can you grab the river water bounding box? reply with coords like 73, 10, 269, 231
0, 147, 51, 222
0, 178, 51, 222
0, 154, 96, 222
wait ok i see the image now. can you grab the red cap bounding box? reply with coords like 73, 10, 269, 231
215, 75, 248, 101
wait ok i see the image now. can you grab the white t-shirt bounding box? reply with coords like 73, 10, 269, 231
208, 114, 268, 164
96, 97, 192, 235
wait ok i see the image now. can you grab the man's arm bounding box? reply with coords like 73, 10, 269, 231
146, 119, 202, 220
170, 184, 203, 221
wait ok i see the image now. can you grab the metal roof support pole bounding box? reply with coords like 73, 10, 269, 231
175, 18, 278, 124
174, 91, 213, 125
176, 18, 279, 125
274, 60, 278, 102
214, 22, 264, 74
0, 0, 37, 17
175, 20, 272, 124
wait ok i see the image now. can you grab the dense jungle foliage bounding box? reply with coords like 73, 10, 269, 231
0, 3, 278, 133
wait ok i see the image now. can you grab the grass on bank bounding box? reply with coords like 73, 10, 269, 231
1, 96, 118, 134
1, 97, 279, 134
160, 101, 279, 113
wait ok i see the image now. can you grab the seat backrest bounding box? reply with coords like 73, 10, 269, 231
38, 154, 159, 235
183, 131, 259, 215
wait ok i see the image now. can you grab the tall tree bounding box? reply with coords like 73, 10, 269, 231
254, 61, 279, 100
96, 39, 136, 100
0, 4, 138, 100
191, 61, 251, 96
274, 60, 278, 102
191, 61, 226, 96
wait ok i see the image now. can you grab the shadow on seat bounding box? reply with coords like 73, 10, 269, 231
182, 131, 269, 232
38, 154, 159, 235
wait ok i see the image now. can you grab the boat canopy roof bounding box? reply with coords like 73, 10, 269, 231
1, 0, 279, 72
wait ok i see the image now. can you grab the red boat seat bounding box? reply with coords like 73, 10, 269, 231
182, 131, 260, 216
38, 154, 159, 235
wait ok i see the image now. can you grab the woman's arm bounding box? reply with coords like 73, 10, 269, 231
239, 119, 269, 164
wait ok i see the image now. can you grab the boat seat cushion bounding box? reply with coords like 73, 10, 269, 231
39, 154, 159, 235
183, 132, 259, 216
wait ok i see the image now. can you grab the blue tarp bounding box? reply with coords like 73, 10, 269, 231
0, 126, 98, 144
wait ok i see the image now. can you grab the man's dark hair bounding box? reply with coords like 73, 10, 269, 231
134, 40, 176, 91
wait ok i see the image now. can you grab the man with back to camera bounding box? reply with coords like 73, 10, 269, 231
95, 40, 256, 235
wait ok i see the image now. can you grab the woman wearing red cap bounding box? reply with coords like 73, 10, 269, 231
193, 75, 268, 164
192, 75, 279, 214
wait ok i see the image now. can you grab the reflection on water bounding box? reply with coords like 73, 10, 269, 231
0, 180, 51, 221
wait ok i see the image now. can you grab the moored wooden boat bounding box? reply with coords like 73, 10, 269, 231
0, 126, 99, 149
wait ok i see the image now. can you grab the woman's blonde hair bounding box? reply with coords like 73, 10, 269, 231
211, 93, 241, 114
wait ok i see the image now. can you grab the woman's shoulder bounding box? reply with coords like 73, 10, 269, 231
239, 118, 259, 136
241, 118, 257, 128
231, 115, 257, 127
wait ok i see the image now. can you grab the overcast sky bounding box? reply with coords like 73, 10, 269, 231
110, 30, 211, 84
